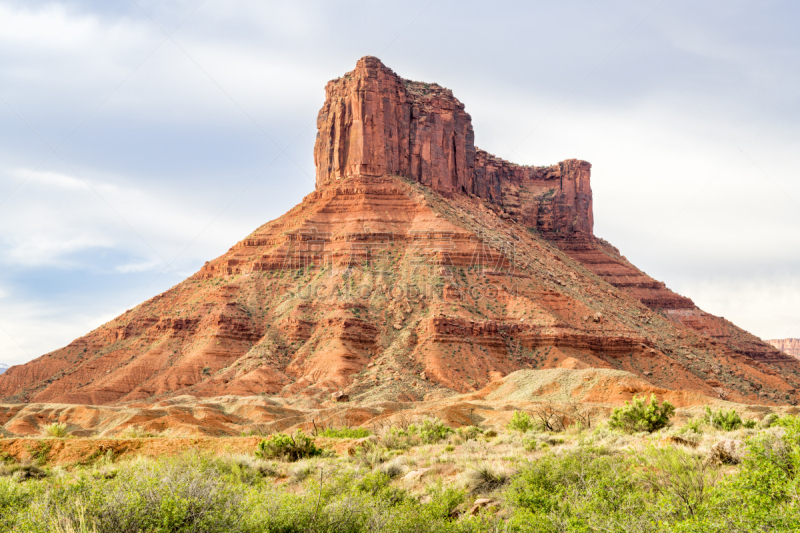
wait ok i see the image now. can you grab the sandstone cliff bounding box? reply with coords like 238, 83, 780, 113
769, 339, 800, 358
312, 57, 786, 365
314, 56, 593, 238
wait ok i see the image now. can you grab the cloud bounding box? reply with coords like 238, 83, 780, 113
0, 296, 120, 367
114, 259, 163, 274
0, 165, 258, 269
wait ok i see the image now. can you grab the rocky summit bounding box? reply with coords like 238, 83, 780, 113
1, 57, 799, 428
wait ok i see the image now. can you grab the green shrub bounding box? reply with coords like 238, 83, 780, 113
507, 411, 534, 433
29, 442, 52, 465
42, 423, 68, 438
255, 431, 322, 462
4, 426, 800, 532
703, 406, 756, 431
354, 440, 386, 469
608, 394, 675, 433
759, 412, 779, 428
318, 427, 371, 439
382, 418, 453, 449
679, 417, 704, 434
703, 415, 800, 529
455, 426, 483, 441
409, 418, 453, 444
0, 464, 49, 482
15, 455, 244, 533
506, 445, 647, 531
633, 445, 717, 519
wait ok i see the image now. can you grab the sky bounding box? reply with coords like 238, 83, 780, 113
0, 0, 799, 366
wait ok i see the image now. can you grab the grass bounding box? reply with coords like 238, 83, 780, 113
466, 464, 513, 494
317, 427, 371, 439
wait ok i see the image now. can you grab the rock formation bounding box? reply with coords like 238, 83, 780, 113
312, 57, 783, 366
314, 56, 593, 238
769, 339, 800, 358
1, 56, 798, 410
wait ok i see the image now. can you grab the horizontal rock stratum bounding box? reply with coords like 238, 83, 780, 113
1, 57, 798, 422
769, 339, 800, 359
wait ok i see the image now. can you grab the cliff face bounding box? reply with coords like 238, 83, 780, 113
314, 57, 474, 196
769, 339, 800, 358
314, 56, 593, 238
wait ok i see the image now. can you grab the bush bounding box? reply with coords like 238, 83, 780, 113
379, 458, 406, 479
353, 440, 386, 470
455, 426, 483, 441
381, 418, 453, 449
679, 417, 704, 434
219, 455, 278, 483
466, 464, 513, 494
255, 431, 322, 462
703, 406, 756, 431
7, 425, 800, 532
703, 415, 800, 529
506, 445, 647, 531
0, 464, 48, 482
409, 418, 453, 444
318, 427, 371, 439
42, 423, 68, 438
507, 411, 534, 433
17, 455, 244, 533
633, 445, 717, 519
608, 394, 675, 433
759, 413, 779, 428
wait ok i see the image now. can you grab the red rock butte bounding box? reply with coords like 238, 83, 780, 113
1, 56, 799, 432
314, 56, 593, 238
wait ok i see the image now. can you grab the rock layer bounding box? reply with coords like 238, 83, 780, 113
769, 339, 800, 358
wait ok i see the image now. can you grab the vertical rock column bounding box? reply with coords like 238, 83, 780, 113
313, 56, 593, 238
314, 56, 475, 194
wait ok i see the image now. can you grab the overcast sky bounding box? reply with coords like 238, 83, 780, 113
1, 0, 799, 366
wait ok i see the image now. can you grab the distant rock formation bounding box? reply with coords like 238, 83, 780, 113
0, 364, 7, 375
768, 339, 800, 358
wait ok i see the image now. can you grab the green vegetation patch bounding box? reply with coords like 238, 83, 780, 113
609, 394, 675, 433
317, 427, 372, 439
255, 431, 322, 462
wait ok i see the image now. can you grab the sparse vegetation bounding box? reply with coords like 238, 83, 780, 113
380, 418, 453, 449
318, 427, 371, 439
